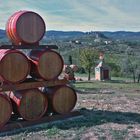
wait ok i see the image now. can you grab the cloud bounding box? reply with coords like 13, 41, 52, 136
0, 0, 139, 31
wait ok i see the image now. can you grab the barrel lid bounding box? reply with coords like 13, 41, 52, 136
19, 89, 48, 121
6, 11, 46, 44
37, 50, 64, 80
52, 86, 77, 114
0, 50, 30, 83
16, 11, 46, 43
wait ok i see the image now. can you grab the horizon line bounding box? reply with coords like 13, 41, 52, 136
0, 29, 140, 33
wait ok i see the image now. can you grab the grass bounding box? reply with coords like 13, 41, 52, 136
74, 80, 140, 93
110, 129, 128, 140
1, 80, 140, 139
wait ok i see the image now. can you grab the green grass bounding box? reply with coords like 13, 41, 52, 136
110, 129, 128, 140
73, 80, 140, 92
75, 72, 95, 77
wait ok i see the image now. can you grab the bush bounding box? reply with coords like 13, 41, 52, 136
76, 67, 86, 74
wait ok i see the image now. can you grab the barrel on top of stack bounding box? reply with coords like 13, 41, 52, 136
6, 10, 46, 45
0, 49, 30, 83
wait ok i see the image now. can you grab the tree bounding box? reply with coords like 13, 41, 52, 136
105, 53, 122, 77
121, 47, 140, 83
68, 55, 73, 65
80, 47, 99, 80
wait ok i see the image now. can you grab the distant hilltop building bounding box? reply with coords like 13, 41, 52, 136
86, 31, 108, 39
95, 52, 111, 81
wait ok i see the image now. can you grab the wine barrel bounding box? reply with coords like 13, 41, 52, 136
0, 49, 30, 83
29, 50, 64, 80
6, 11, 46, 45
9, 89, 48, 121
0, 93, 12, 128
44, 86, 77, 114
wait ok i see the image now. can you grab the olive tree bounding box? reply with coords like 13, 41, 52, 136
121, 47, 140, 83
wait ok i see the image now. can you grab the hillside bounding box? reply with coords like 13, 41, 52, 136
0, 29, 6, 39
1, 30, 140, 43
102, 31, 140, 40
44, 30, 140, 41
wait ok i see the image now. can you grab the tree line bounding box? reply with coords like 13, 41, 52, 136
68, 47, 140, 83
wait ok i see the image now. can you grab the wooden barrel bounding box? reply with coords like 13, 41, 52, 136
0, 93, 12, 128
44, 86, 77, 114
6, 11, 46, 45
0, 49, 30, 83
9, 89, 48, 121
29, 50, 64, 80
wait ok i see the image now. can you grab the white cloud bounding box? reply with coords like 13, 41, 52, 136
0, 0, 139, 31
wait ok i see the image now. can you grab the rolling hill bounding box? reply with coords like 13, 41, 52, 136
0, 29, 140, 43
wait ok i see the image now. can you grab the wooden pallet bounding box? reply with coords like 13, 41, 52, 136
0, 79, 68, 92
0, 111, 82, 135
0, 44, 58, 49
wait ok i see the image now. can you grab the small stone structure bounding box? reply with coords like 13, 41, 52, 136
95, 52, 111, 81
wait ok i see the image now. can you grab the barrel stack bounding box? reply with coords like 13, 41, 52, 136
0, 10, 77, 128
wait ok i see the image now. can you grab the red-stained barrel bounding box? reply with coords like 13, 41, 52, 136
0, 49, 30, 83
6, 11, 46, 45
29, 49, 64, 80
0, 93, 12, 128
9, 89, 48, 121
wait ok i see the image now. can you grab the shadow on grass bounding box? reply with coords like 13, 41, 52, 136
103, 80, 125, 84
75, 81, 94, 84
49, 108, 140, 130
76, 88, 100, 94
75, 79, 127, 84
2, 108, 140, 137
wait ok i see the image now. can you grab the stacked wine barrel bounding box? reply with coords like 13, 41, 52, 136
0, 11, 77, 128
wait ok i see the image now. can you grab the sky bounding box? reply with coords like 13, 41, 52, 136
0, 0, 140, 31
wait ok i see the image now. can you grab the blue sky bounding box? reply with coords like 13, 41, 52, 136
0, 0, 140, 31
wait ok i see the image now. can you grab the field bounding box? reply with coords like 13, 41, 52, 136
1, 78, 140, 140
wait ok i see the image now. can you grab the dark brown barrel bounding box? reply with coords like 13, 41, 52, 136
0, 93, 12, 128
45, 86, 77, 114
29, 50, 64, 80
6, 11, 46, 45
0, 49, 30, 83
9, 89, 48, 121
